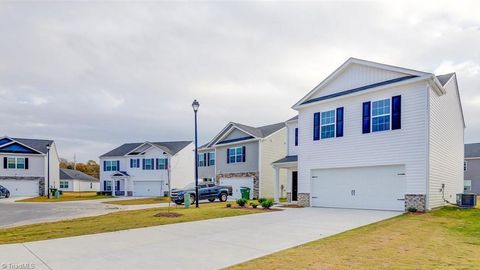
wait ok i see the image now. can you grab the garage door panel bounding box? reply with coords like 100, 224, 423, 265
133, 181, 164, 197
311, 165, 406, 211
219, 177, 253, 199
0, 180, 39, 197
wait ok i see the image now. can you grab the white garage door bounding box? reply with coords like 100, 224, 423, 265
133, 181, 164, 197
219, 177, 254, 199
311, 165, 406, 211
0, 180, 39, 197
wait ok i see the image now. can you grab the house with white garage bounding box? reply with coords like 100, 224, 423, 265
464, 143, 480, 194
272, 58, 464, 211
0, 136, 60, 196
99, 141, 194, 197
200, 122, 287, 199
59, 168, 100, 192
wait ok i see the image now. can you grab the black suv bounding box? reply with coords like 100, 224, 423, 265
0, 185, 10, 198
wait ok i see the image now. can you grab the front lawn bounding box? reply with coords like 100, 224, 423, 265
16, 192, 112, 202
104, 197, 170, 205
229, 206, 480, 270
0, 203, 266, 245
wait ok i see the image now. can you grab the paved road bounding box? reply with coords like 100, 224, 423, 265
0, 207, 401, 270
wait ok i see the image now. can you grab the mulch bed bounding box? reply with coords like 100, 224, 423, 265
277, 204, 304, 208
228, 206, 282, 211
154, 212, 184, 218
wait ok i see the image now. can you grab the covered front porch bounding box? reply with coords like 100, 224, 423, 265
103, 171, 131, 196
272, 155, 298, 204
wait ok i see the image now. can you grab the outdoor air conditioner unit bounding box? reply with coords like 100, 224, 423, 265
456, 193, 477, 208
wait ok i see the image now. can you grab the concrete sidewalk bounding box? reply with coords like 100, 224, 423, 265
0, 207, 401, 270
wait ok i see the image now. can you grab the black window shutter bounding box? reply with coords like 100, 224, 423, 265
203, 153, 207, 167
25, 158, 29, 169
117, 160, 120, 171
295, 128, 298, 146
313, 112, 320, 140
103, 160, 107, 171
336, 107, 344, 137
151, 159, 154, 170
242, 146, 246, 162
165, 158, 168, 170
392, 95, 401, 130
155, 158, 158, 170
227, 148, 230, 164
362, 102, 371, 134
207, 153, 210, 166
142, 159, 146, 170
130, 159, 133, 168
3, 157, 7, 169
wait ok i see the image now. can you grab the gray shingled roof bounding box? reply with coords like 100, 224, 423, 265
233, 122, 285, 138
12, 138, 54, 154
436, 73, 455, 86
100, 141, 192, 157
287, 115, 298, 122
465, 143, 480, 158
272, 155, 298, 164
60, 168, 99, 182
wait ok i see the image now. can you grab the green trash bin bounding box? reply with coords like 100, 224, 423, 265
240, 187, 250, 200
184, 193, 190, 208
55, 189, 60, 199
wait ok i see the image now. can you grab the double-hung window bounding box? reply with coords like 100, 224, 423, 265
60, 180, 69, 189
104, 160, 119, 171
228, 147, 244, 163
371, 99, 390, 132
157, 158, 167, 170
198, 154, 205, 167
7, 157, 16, 169
143, 158, 154, 170
321, 110, 335, 139
130, 159, 140, 168
209, 152, 215, 166
6, 157, 26, 169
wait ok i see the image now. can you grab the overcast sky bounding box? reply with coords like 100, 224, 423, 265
0, 1, 479, 162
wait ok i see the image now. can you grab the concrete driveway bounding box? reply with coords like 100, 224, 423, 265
0, 207, 401, 270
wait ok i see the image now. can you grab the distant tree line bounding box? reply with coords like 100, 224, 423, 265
59, 158, 100, 179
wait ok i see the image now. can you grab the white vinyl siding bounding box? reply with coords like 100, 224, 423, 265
297, 81, 429, 196
259, 127, 287, 198
286, 121, 299, 156
428, 76, 464, 209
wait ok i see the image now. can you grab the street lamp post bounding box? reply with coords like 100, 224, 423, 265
46, 144, 51, 199
192, 99, 200, 208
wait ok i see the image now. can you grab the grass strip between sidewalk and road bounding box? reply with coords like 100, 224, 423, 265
228, 206, 480, 270
0, 203, 268, 245
16, 192, 112, 202
103, 197, 170, 205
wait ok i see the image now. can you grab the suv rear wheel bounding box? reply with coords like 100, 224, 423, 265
190, 194, 196, 204
5, 192, 9, 198
219, 193, 227, 202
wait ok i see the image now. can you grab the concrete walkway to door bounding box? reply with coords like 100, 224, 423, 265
0, 207, 401, 270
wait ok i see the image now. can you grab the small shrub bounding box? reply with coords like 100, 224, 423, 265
258, 197, 267, 204
261, 198, 274, 209
226, 203, 231, 208
236, 198, 247, 207
250, 202, 258, 208
408, 207, 417, 213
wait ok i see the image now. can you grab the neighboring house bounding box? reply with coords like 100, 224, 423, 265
59, 168, 100, 192
99, 141, 194, 197
0, 136, 60, 197
200, 122, 287, 199
464, 143, 480, 194
272, 58, 464, 211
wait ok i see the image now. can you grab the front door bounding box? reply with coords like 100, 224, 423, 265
292, 171, 298, 201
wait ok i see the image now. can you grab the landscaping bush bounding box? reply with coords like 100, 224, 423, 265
236, 198, 248, 207
250, 202, 258, 209
258, 197, 267, 204
407, 207, 418, 213
226, 203, 231, 208
261, 198, 274, 209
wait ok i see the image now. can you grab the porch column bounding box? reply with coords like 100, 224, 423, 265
124, 178, 128, 196
274, 167, 280, 203
111, 179, 115, 196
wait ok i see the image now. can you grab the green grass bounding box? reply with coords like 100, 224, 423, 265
0, 203, 266, 245
16, 192, 112, 202
228, 206, 480, 270
104, 197, 170, 205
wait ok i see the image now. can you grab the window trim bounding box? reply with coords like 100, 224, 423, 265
6, 157, 26, 169
60, 180, 69, 189
371, 98, 391, 133
198, 154, 205, 167
228, 147, 244, 164
208, 152, 215, 166
157, 158, 167, 170
144, 158, 154, 170
464, 180, 472, 192
320, 109, 336, 139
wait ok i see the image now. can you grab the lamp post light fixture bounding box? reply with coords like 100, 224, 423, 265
46, 144, 51, 199
192, 99, 200, 208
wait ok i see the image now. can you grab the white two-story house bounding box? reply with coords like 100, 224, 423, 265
272, 58, 464, 211
199, 122, 287, 199
0, 136, 60, 197
99, 141, 194, 197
